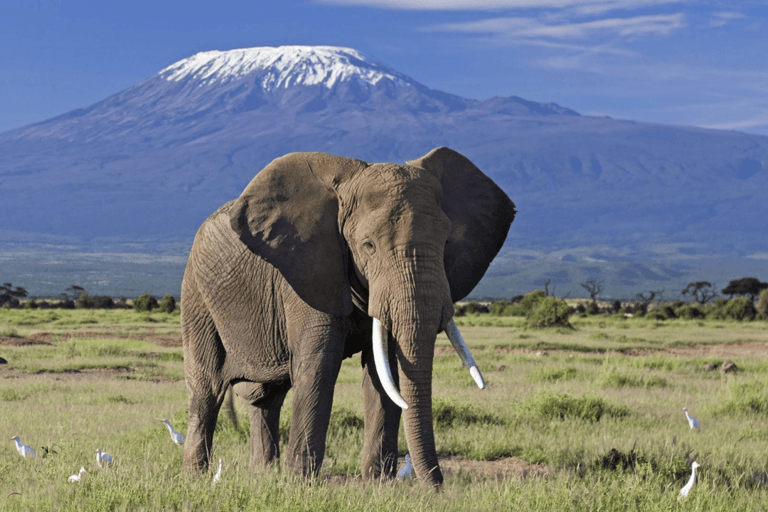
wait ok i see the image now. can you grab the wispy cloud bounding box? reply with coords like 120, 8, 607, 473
427, 13, 686, 39
709, 11, 745, 27
316, 0, 685, 12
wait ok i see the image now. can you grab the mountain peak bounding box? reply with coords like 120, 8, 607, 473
158, 45, 412, 91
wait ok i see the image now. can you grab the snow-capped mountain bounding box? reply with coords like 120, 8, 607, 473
159, 46, 410, 89
0, 45, 766, 299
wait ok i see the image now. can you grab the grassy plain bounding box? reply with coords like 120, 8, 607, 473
1, 308, 768, 510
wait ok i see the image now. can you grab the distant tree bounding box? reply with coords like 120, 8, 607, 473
721, 278, 768, 302
0, 283, 28, 308
580, 279, 603, 306
64, 285, 86, 301
681, 281, 718, 305
634, 289, 665, 313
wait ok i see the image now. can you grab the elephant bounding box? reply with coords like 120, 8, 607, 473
180, 147, 516, 487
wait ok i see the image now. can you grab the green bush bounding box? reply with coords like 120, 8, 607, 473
432, 398, 503, 429
528, 296, 572, 328
519, 391, 628, 422
714, 297, 756, 321
757, 289, 768, 320
675, 303, 705, 319
75, 292, 95, 309
133, 293, 158, 312
158, 294, 177, 313
519, 290, 546, 314
660, 305, 677, 319
22, 299, 38, 310
489, 301, 512, 316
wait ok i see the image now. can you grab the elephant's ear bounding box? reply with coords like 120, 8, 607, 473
230, 152, 365, 316
407, 147, 516, 302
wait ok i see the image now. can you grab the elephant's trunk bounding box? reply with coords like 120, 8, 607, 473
368, 248, 453, 487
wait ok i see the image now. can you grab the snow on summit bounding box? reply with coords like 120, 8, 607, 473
159, 45, 411, 90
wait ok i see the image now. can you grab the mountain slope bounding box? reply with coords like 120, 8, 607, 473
0, 45, 766, 299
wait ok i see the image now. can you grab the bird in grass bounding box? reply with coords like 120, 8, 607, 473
679, 461, 700, 499
161, 419, 185, 445
68, 467, 86, 483
397, 453, 414, 480
96, 448, 113, 468
683, 408, 700, 429
212, 459, 222, 483
11, 437, 36, 459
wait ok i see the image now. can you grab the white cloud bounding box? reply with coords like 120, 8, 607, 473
428, 13, 685, 40
709, 11, 745, 27
316, 0, 685, 11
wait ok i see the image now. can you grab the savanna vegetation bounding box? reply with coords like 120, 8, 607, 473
2, 304, 768, 511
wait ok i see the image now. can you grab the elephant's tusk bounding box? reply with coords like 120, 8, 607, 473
445, 319, 486, 389
372, 318, 409, 410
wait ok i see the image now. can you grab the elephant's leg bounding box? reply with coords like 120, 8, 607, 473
247, 383, 289, 471
285, 346, 345, 478
360, 344, 402, 480
181, 285, 228, 474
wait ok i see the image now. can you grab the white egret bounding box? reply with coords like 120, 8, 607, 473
68, 467, 86, 483
96, 448, 113, 467
212, 459, 222, 483
11, 436, 36, 459
397, 453, 414, 480
161, 419, 185, 445
683, 408, 700, 429
679, 461, 700, 498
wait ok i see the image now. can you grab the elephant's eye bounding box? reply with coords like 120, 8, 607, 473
361, 239, 376, 256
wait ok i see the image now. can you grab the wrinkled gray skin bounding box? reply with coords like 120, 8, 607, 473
181, 147, 516, 487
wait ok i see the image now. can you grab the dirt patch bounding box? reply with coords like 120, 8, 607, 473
490, 341, 768, 359
620, 341, 768, 359
0, 336, 53, 346
1, 331, 183, 348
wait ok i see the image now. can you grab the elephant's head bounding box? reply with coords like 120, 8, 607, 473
230, 147, 516, 486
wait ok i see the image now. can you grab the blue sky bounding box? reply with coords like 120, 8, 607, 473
2, 0, 767, 135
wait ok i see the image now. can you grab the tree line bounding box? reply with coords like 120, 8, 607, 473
0, 283, 176, 313
456, 277, 768, 326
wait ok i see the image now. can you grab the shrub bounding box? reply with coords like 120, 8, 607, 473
518, 290, 545, 314
709, 297, 757, 321
432, 398, 502, 429
75, 292, 95, 309
133, 293, 158, 312
757, 289, 768, 320
676, 303, 705, 319
158, 294, 177, 313
92, 295, 115, 309
22, 299, 38, 309
489, 301, 512, 316
519, 391, 628, 422
57, 299, 75, 309
528, 296, 572, 328
660, 304, 677, 319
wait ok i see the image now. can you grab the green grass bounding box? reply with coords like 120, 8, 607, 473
1, 309, 768, 510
